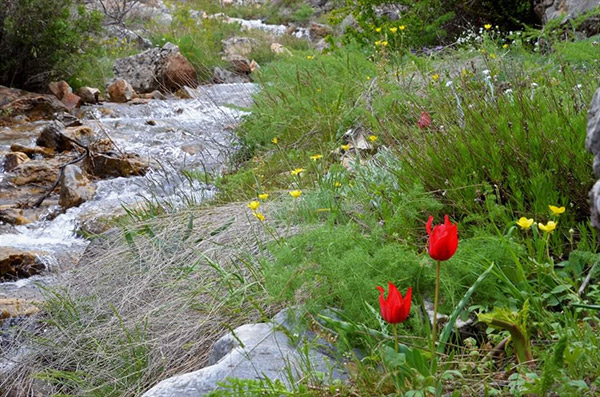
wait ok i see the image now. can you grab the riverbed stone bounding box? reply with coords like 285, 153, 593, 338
76, 87, 101, 104
36, 121, 68, 151
0, 208, 33, 226
0, 298, 39, 322
9, 159, 59, 186
48, 80, 71, 100
142, 309, 347, 397
0, 248, 45, 281
59, 165, 96, 209
84, 152, 149, 178
107, 79, 137, 103
10, 144, 55, 158
3, 152, 29, 172
0, 86, 68, 121
113, 42, 198, 94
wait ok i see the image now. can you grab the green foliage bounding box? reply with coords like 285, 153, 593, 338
0, 0, 102, 89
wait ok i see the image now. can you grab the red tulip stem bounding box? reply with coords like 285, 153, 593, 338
432, 260, 441, 354
393, 323, 398, 353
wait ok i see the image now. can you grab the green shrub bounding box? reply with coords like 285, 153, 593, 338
0, 0, 102, 89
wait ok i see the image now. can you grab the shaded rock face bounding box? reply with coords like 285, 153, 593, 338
3, 152, 29, 172
0, 208, 32, 226
59, 165, 96, 209
0, 86, 68, 121
113, 42, 198, 94
534, 0, 599, 23
587, 87, 600, 230
0, 249, 45, 281
76, 87, 100, 104
212, 67, 250, 84
142, 309, 347, 397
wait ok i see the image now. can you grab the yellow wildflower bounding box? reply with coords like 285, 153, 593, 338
366, 76, 371, 80
375, 40, 382, 46
389, 27, 398, 34
503, 43, 509, 49
484, 24, 492, 30
252, 212, 265, 222
549, 205, 565, 215
381, 41, 389, 46
341, 144, 350, 151
258, 193, 269, 200
538, 221, 557, 233
375, 27, 382, 32
334, 182, 342, 187
247, 201, 260, 211
399, 25, 406, 31
272, 137, 278, 144
368, 135, 378, 142
431, 73, 439, 81
307, 55, 314, 60
289, 190, 302, 198
490, 53, 496, 59
516, 217, 534, 229
310, 154, 323, 161
290, 168, 305, 176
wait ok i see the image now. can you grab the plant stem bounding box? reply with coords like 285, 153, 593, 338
432, 260, 441, 355
393, 323, 398, 353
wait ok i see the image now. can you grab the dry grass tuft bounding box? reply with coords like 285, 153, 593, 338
1, 202, 287, 396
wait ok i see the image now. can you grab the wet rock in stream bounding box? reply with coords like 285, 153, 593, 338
0, 248, 46, 281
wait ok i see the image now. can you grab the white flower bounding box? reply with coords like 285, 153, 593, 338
445, 80, 454, 87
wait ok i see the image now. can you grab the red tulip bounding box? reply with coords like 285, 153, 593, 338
426, 215, 458, 261
418, 111, 432, 129
376, 283, 412, 324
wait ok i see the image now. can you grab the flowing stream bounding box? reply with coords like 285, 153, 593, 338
0, 83, 258, 300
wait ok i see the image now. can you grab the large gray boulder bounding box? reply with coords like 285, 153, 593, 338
587, 87, 600, 230
534, 0, 599, 23
113, 42, 198, 94
142, 309, 347, 396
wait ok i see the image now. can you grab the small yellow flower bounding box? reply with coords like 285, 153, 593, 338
375, 27, 382, 32
381, 41, 389, 46
310, 154, 323, 161
252, 212, 265, 222
399, 25, 406, 31
461, 69, 468, 77
334, 181, 342, 187
316, 88, 321, 92
431, 73, 439, 81
366, 76, 371, 80
247, 201, 260, 211
484, 24, 492, 30
516, 217, 534, 229
538, 221, 557, 233
258, 193, 269, 200
289, 190, 302, 198
368, 135, 378, 142
307, 55, 314, 60
340, 144, 350, 151
490, 53, 496, 59
549, 205, 565, 215
503, 43, 509, 49
375, 40, 382, 46
290, 168, 306, 176
389, 27, 398, 34
272, 137, 278, 144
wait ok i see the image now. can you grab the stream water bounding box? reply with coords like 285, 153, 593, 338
0, 83, 258, 299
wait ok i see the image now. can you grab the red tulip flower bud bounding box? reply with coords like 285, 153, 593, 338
426, 215, 458, 261
418, 111, 432, 129
376, 283, 412, 324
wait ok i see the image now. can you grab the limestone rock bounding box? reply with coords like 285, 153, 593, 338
10, 144, 54, 158
534, 0, 599, 23
0, 298, 39, 321
59, 165, 96, 209
113, 42, 198, 94
212, 67, 250, 84
48, 81, 71, 100
0, 248, 45, 281
9, 159, 59, 186
107, 79, 137, 103
3, 152, 29, 172
0, 208, 33, 226
143, 309, 346, 397
270, 42, 290, 55
0, 85, 68, 121
588, 87, 600, 231
222, 37, 256, 59
76, 87, 100, 104
84, 152, 149, 178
